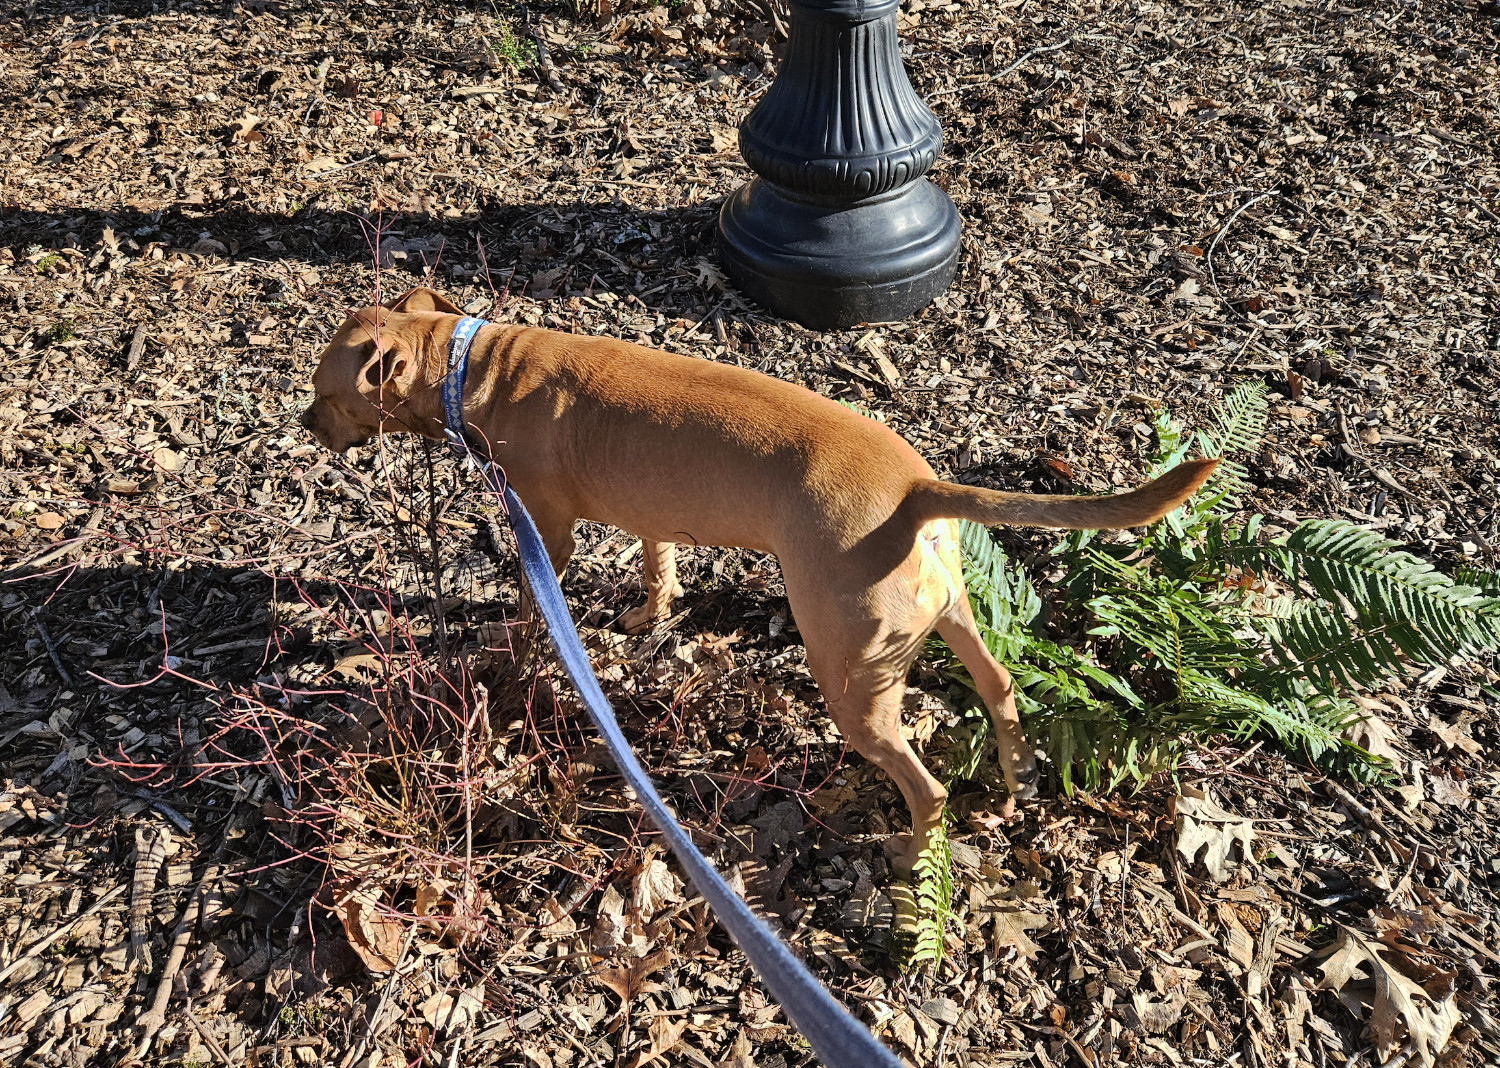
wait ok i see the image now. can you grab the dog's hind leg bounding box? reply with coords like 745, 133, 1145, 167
787, 564, 948, 875
931, 549, 1039, 811
812, 655, 947, 874
618, 540, 684, 633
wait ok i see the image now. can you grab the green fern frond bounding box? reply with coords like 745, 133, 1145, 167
1262, 602, 1448, 694
1454, 565, 1500, 645
1456, 564, 1500, 598
1194, 381, 1268, 510
1201, 381, 1270, 457
1277, 520, 1500, 662
935, 381, 1485, 804
892, 823, 953, 972
960, 521, 1045, 661
1146, 405, 1192, 478
833, 398, 887, 422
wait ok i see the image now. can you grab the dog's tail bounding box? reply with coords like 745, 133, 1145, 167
905, 458, 1219, 530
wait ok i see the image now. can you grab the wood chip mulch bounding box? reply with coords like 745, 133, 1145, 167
2, 0, 1498, 1066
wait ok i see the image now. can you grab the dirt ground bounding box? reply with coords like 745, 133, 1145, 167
2, 0, 1499, 1066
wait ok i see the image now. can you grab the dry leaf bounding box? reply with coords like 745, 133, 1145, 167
591, 883, 627, 952
228, 113, 264, 142
631, 850, 684, 919
328, 652, 389, 680
1425, 714, 1482, 757
1038, 455, 1074, 482
1316, 924, 1458, 1068
418, 983, 484, 1032
412, 876, 486, 944
693, 258, 728, 290
987, 904, 1046, 960
414, 877, 448, 922
709, 126, 738, 154
1124, 989, 1188, 1033
739, 854, 797, 918
716, 1032, 757, 1068
594, 948, 673, 1005
1347, 697, 1405, 770
748, 799, 805, 856
334, 889, 407, 973
1171, 787, 1254, 882
1427, 775, 1469, 807
538, 894, 578, 939
34, 512, 64, 530
627, 1015, 688, 1068
1170, 277, 1200, 301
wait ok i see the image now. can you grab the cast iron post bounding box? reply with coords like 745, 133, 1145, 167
717, 0, 961, 330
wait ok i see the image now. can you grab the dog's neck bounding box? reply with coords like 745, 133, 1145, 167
390, 317, 547, 449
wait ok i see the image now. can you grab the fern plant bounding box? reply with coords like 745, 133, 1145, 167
889, 823, 954, 972
937, 382, 1500, 794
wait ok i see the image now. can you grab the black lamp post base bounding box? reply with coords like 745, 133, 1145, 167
718, 178, 960, 331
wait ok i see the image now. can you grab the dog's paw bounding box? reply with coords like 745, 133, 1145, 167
616, 604, 660, 634
883, 833, 920, 878
1006, 758, 1040, 802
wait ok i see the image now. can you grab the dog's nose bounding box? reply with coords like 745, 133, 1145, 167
298, 406, 317, 431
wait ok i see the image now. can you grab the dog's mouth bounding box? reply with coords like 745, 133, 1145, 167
319, 430, 373, 453
300, 403, 375, 453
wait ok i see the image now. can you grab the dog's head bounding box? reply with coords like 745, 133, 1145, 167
299, 287, 464, 452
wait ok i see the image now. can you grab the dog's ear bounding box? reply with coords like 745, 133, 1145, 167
384, 286, 464, 315
351, 311, 418, 395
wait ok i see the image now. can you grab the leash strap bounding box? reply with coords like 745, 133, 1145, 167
441, 321, 904, 1068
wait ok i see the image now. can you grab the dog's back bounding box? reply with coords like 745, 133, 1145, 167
473, 327, 938, 555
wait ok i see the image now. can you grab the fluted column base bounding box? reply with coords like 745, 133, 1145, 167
718, 179, 960, 330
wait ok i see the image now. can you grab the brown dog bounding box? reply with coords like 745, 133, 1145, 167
301, 287, 1216, 868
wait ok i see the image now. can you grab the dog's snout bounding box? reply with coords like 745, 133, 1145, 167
299, 405, 317, 432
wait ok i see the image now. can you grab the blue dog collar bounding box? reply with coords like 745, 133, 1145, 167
442, 315, 488, 447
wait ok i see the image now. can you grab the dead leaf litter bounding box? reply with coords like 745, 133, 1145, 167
2, 0, 1498, 1066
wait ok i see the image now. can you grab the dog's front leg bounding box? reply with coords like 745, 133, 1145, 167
513, 502, 578, 624
617, 539, 684, 633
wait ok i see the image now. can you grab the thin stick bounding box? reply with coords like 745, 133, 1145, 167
128, 788, 194, 834
1206, 191, 1275, 308
306, 154, 380, 180
130, 862, 227, 1061
0, 511, 103, 575
927, 36, 1074, 102
182, 1000, 234, 1066
28, 611, 73, 687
